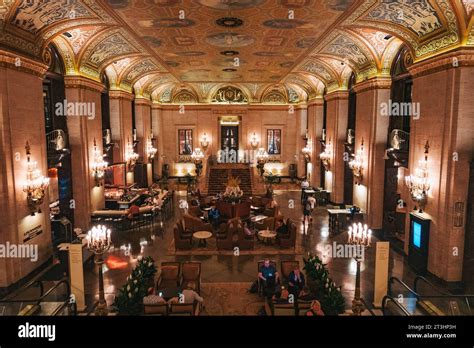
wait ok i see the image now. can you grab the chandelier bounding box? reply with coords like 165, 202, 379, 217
125, 137, 139, 172
320, 138, 332, 171
348, 138, 364, 185
200, 133, 209, 150
91, 138, 108, 186
146, 135, 157, 161
405, 141, 430, 213
302, 138, 312, 161
23, 141, 50, 212
250, 132, 259, 149
255, 147, 269, 176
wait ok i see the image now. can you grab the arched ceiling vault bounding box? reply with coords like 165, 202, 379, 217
0, 0, 471, 104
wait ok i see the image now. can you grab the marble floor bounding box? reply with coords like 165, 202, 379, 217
82, 189, 432, 314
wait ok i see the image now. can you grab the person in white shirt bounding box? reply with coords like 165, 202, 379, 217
301, 178, 310, 202
143, 287, 166, 305
303, 194, 316, 224
182, 282, 204, 304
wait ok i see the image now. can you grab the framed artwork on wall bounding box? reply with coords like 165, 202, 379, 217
267, 129, 281, 155
178, 129, 193, 155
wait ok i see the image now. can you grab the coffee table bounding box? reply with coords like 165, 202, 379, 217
193, 231, 213, 247
258, 229, 277, 245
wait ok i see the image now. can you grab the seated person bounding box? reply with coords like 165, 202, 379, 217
127, 203, 140, 220
306, 300, 325, 316
189, 195, 200, 206
275, 219, 288, 236
288, 266, 306, 297
182, 282, 204, 305
272, 286, 290, 303
258, 259, 279, 296
243, 221, 255, 237
298, 286, 316, 301
143, 287, 166, 305
208, 205, 220, 227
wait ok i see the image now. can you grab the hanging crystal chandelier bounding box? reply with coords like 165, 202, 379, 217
405, 141, 431, 213
91, 138, 108, 186
23, 141, 50, 213
320, 138, 332, 171
349, 138, 364, 185
125, 137, 139, 172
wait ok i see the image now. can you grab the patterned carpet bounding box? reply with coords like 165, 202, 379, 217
200, 282, 264, 316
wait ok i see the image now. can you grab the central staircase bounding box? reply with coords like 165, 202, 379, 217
206, 164, 253, 196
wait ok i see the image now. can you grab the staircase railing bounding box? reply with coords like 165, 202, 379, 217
46, 129, 68, 152
382, 295, 411, 316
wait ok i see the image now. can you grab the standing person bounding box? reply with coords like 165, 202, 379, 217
303, 194, 316, 224
301, 177, 309, 203
208, 204, 220, 229
288, 266, 306, 297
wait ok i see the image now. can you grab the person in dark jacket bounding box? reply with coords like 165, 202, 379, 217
288, 266, 305, 297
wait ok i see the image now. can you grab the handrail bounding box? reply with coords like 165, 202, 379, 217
382, 295, 411, 316
360, 297, 377, 316
413, 276, 449, 296
388, 276, 420, 297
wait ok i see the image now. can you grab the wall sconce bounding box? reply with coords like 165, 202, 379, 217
255, 147, 269, 176
200, 133, 209, 150
349, 138, 364, 185
320, 138, 332, 171
405, 141, 430, 213
146, 134, 157, 161
125, 137, 139, 172
91, 138, 108, 186
250, 132, 259, 150
23, 141, 50, 214
302, 137, 312, 161
191, 148, 204, 176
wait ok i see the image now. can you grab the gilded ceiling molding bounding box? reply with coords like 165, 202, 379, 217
172, 89, 199, 104
307, 97, 324, 106
52, 36, 77, 75
64, 75, 105, 93
0, 49, 48, 77
352, 77, 392, 94
118, 58, 160, 86
380, 39, 404, 76
407, 48, 474, 78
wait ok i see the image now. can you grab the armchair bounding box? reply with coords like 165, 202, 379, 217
279, 222, 296, 249
157, 262, 181, 289
181, 261, 201, 293
280, 260, 300, 284
237, 225, 254, 250
173, 225, 192, 250
183, 214, 212, 233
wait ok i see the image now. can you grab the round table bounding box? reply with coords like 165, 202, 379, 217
193, 231, 213, 247
258, 229, 277, 245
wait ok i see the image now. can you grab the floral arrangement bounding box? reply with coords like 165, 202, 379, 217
112, 256, 157, 315
303, 254, 346, 315
223, 176, 243, 202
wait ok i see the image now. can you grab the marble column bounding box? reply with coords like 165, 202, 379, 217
134, 97, 152, 186
324, 91, 349, 203
0, 50, 51, 292
109, 90, 134, 184
151, 103, 163, 179
352, 78, 392, 229
307, 98, 324, 187
64, 76, 105, 231
405, 49, 474, 283
295, 105, 308, 178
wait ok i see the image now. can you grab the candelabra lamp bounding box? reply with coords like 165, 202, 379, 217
125, 137, 139, 172
86, 225, 112, 316
23, 141, 50, 214
146, 135, 157, 162
348, 138, 364, 185
320, 138, 332, 171
91, 138, 108, 186
405, 141, 430, 213
347, 222, 372, 316
191, 148, 205, 176
255, 147, 269, 176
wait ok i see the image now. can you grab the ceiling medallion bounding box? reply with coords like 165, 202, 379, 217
220, 50, 240, 56
216, 17, 244, 27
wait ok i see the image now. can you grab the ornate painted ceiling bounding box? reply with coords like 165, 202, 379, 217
0, 0, 472, 103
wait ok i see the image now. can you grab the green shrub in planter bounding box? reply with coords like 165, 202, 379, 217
303, 255, 345, 315
112, 256, 157, 315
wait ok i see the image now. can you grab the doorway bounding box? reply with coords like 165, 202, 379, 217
221, 125, 239, 152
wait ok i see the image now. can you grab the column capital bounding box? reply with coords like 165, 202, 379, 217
352, 77, 392, 94
64, 75, 105, 93
0, 49, 48, 78
307, 97, 324, 106
109, 90, 134, 101
324, 90, 349, 102
135, 97, 152, 106
408, 48, 474, 79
